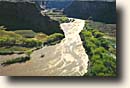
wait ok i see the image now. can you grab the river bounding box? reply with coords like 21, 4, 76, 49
0, 18, 89, 76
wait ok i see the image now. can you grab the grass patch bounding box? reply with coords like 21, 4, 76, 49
35, 33, 48, 41
0, 29, 64, 56
1, 56, 30, 66
25, 49, 33, 56
0, 46, 31, 55
59, 16, 70, 23
0, 51, 14, 55
14, 30, 36, 38
0, 46, 31, 51
43, 33, 64, 46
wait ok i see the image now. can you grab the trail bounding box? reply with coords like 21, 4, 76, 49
0, 19, 89, 76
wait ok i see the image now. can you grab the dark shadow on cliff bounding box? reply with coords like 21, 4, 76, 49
0, 1, 63, 35
64, 1, 116, 24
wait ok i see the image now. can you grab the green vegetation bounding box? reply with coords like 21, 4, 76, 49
35, 33, 48, 41
80, 21, 116, 76
21, 39, 42, 48
0, 51, 14, 55
59, 16, 70, 23
25, 49, 33, 56
0, 26, 64, 56
1, 56, 30, 66
85, 20, 116, 37
14, 30, 36, 38
0, 26, 64, 66
0, 46, 31, 55
44, 33, 64, 45
0, 29, 23, 47
0, 28, 21, 39
0, 29, 42, 48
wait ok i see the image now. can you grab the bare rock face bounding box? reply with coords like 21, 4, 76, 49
0, 1, 63, 34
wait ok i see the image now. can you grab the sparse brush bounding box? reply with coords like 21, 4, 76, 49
1, 56, 30, 66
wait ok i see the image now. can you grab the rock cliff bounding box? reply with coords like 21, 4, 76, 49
64, 1, 116, 23
0, 1, 63, 34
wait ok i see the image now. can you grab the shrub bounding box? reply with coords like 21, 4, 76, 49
22, 39, 42, 48
35, 33, 48, 41
0, 51, 14, 55
1, 56, 30, 66
25, 50, 33, 56
93, 47, 107, 55
89, 37, 101, 46
91, 54, 101, 61
0, 30, 43, 48
0, 30, 22, 39
91, 63, 105, 74
80, 22, 116, 76
44, 33, 64, 45
93, 31, 104, 38
0, 37, 16, 46
0, 30, 23, 46
59, 16, 70, 23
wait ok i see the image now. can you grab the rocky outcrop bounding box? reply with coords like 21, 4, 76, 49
64, 1, 116, 24
0, 1, 63, 34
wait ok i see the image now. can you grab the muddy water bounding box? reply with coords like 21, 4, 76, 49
0, 19, 89, 76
